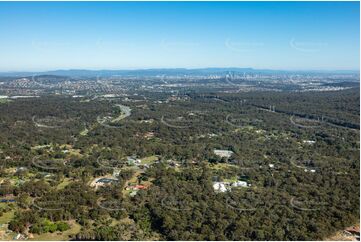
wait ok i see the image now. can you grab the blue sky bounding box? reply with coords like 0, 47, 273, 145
0, 1, 359, 71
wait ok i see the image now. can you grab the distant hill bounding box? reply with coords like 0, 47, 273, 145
0, 68, 359, 77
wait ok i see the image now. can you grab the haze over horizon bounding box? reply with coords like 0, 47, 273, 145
0, 67, 360, 75
0, 1, 359, 71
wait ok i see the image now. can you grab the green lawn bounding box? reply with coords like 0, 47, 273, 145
0, 210, 15, 224
141, 155, 158, 165
128, 170, 141, 184
56, 178, 72, 190
30, 221, 81, 241
210, 163, 239, 170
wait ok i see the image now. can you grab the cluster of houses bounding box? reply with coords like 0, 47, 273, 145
127, 156, 153, 170
92, 155, 156, 195
213, 180, 250, 193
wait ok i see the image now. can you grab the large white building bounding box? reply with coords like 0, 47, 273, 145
213, 182, 229, 192
231, 181, 248, 187
213, 180, 249, 193
214, 149, 234, 158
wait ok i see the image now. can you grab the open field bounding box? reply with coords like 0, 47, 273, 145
29, 221, 81, 241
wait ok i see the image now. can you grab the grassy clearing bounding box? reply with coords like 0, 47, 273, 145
210, 163, 239, 170
30, 221, 81, 241
141, 155, 158, 165
56, 178, 72, 190
0, 210, 15, 224
60, 144, 82, 157
128, 170, 141, 184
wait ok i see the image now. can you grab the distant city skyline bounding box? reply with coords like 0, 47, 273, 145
0, 1, 359, 71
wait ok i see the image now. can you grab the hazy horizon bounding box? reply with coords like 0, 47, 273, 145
0, 1, 359, 72
0, 67, 359, 75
